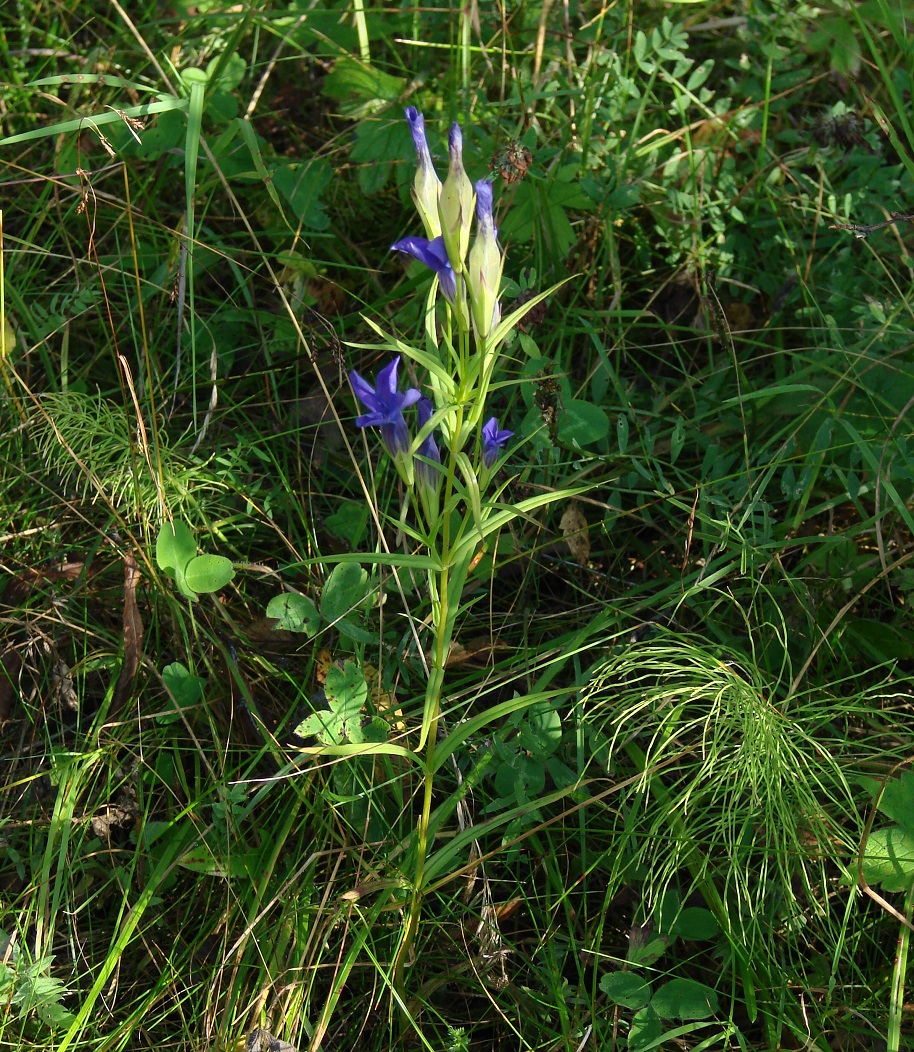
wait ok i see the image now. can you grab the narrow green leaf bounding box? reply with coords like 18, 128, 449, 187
233, 118, 289, 221
0, 98, 188, 147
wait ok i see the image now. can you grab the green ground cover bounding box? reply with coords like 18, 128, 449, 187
1, 1, 914, 1049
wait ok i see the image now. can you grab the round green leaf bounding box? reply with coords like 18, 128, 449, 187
206, 53, 246, 92
627, 917, 670, 967
492, 753, 545, 800
162, 660, 206, 711
628, 1006, 661, 1052
321, 562, 370, 624
325, 504, 370, 548
272, 159, 332, 231
600, 971, 651, 1011
670, 907, 719, 941
294, 660, 369, 746
181, 67, 210, 86
267, 593, 320, 635
294, 710, 342, 746
183, 554, 234, 595
173, 563, 198, 601
558, 398, 610, 447
335, 617, 377, 644
877, 771, 914, 835
177, 837, 257, 879
651, 978, 719, 1021
156, 521, 196, 576
862, 826, 914, 892
325, 660, 368, 720
518, 703, 561, 759
655, 888, 681, 934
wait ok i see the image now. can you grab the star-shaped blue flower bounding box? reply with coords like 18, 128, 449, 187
390, 234, 458, 304
349, 356, 421, 457
481, 417, 513, 467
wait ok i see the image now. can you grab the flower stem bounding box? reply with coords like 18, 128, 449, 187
392, 404, 468, 1006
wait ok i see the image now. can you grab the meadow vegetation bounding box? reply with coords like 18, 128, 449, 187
1, 1, 914, 1050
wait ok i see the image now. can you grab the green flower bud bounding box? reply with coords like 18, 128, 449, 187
437, 123, 475, 273
467, 180, 502, 337
405, 107, 441, 240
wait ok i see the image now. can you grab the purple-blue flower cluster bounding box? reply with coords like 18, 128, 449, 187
348, 109, 516, 508
391, 107, 503, 339
349, 355, 512, 480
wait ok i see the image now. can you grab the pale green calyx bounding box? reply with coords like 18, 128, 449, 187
467, 180, 502, 337
438, 123, 475, 274
405, 106, 442, 240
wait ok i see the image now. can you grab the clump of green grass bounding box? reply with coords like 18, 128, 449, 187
581, 633, 864, 1033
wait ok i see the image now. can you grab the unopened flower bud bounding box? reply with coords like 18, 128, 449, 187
467, 179, 503, 338
405, 107, 441, 240
437, 123, 475, 273
415, 397, 442, 493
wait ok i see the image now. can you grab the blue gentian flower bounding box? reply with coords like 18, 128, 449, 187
415, 397, 442, 492
349, 355, 421, 457
405, 107, 442, 240
391, 234, 458, 304
481, 417, 513, 467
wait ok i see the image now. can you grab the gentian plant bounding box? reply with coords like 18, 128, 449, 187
336, 105, 571, 999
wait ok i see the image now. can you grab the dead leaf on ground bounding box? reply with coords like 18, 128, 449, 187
90, 804, 137, 842
444, 637, 508, 668
241, 617, 302, 649
245, 1028, 296, 1052
3, 560, 90, 605
560, 501, 590, 566
52, 656, 79, 711
112, 553, 144, 715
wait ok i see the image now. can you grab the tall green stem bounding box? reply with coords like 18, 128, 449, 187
887, 879, 914, 1052
393, 391, 468, 999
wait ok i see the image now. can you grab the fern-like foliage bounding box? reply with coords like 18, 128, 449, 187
0, 942, 76, 1033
